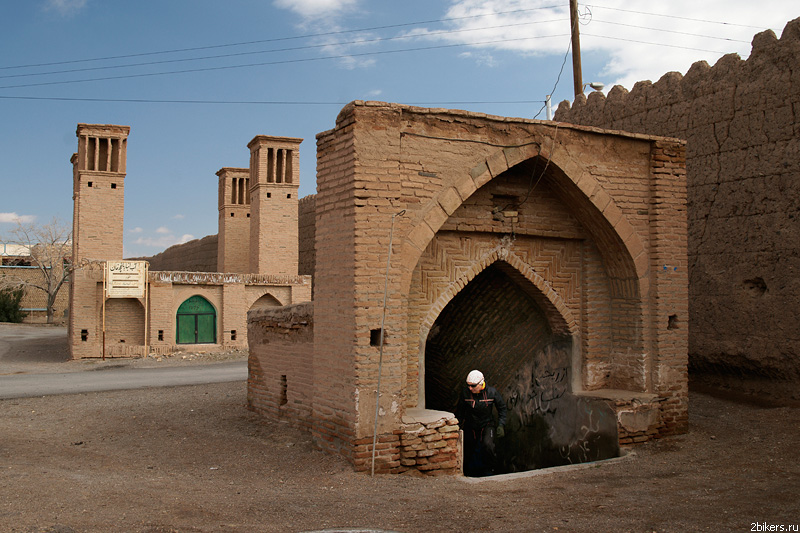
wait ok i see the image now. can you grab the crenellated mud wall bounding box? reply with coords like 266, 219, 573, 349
135, 234, 218, 272
554, 18, 800, 400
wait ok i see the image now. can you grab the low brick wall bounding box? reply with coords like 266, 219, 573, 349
247, 304, 464, 475
350, 410, 461, 475
247, 302, 315, 432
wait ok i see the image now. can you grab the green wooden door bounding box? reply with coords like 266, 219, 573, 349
176, 296, 216, 344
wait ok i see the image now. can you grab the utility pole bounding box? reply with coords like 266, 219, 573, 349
569, 0, 583, 97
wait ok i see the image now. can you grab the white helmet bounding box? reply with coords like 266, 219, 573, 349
466, 370, 484, 386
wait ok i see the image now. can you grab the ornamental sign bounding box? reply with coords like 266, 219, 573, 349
105, 260, 147, 298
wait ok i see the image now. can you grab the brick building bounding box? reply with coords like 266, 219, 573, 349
247, 102, 688, 475
68, 124, 310, 359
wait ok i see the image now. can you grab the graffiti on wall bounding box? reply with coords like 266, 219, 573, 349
498, 339, 619, 472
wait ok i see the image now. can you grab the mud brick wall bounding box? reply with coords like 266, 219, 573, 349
555, 18, 800, 397
138, 234, 219, 273
247, 302, 314, 431
298, 194, 316, 278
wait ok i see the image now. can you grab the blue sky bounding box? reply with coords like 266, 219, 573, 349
1, 0, 796, 258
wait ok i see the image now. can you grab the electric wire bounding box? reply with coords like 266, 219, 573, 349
0, 19, 568, 81
0, 5, 565, 71
0, 34, 570, 90
583, 4, 775, 31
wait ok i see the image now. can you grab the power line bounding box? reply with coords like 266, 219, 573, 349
583, 3, 775, 31
590, 19, 751, 44
0, 5, 564, 71
0, 19, 568, 81
582, 33, 734, 54
0, 95, 544, 105
0, 34, 570, 90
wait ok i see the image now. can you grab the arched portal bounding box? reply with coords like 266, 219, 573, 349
424, 261, 618, 474
424, 262, 559, 412
176, 295, 217, 344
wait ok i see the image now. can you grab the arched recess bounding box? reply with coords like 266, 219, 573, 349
105, 298, 145, 345
402, 141, 653, 406
249, 292, 283, 312
422, 258, 574, 411
420, 251, 578, 339
399, 145, 646, 301
176, 295, 217, 344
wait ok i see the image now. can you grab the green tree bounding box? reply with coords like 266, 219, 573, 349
0, 287, 27, 323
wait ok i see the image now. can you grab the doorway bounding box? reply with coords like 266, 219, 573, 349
176, 295, 217, 344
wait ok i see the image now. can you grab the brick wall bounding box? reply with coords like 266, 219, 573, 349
247, 302, 315, 431
554, 18, 799, 398
298, 194, 316, 278
302, 101, 687, 472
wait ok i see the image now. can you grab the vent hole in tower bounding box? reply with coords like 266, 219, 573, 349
370, 328, 384, 347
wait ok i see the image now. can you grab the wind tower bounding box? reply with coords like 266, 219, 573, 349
247, 135, 302, 275
69, 124, 130, 358
217, 167, 251, 273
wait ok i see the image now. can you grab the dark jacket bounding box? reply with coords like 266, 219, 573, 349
455, 384, 507, 430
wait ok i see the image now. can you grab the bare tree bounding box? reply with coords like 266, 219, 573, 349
0, 218, 72, 324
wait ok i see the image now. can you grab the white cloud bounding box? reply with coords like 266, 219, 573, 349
172, 214, 185, 220
128, 227, 143, 234
0, 212, 36, 224
43, 0, 88, 17
418, 0, 797, 91
155, 226, 170, 234
178, 234, 194, 244
273, 0, 358, 19
273, 0, 376, 68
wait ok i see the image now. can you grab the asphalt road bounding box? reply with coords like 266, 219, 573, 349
0, 360, 247, 399
0, 323, 247, 399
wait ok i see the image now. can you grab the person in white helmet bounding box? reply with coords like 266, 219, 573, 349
455, 369, 507, 476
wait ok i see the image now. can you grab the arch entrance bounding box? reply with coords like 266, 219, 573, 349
423, 261, 619, 474
176, 295, 217, 344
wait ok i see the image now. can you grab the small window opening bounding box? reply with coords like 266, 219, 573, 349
370, 328, 384, 347
87, 181, 93, 188
231, 330, 237, 341
81, 329, 88, 341
231, 212, 235, 217
119, 339, 125, 343
158, 330, 164, 341
287, 193, 291, 199
267, 192, 272, 198
246, 213, 250, 218
668, 315, 679, 330
280, 375, 288, 406
111, 183, 117, 189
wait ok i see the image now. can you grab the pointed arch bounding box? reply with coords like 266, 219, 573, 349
420, 250, 577, 339
399, 142, 646, 300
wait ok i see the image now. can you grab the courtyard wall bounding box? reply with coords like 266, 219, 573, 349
554, 18, 800, 399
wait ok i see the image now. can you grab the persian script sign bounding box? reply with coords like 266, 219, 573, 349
106, 261, 147, 298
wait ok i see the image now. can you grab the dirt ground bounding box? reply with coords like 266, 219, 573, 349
1, 324, 798, 533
